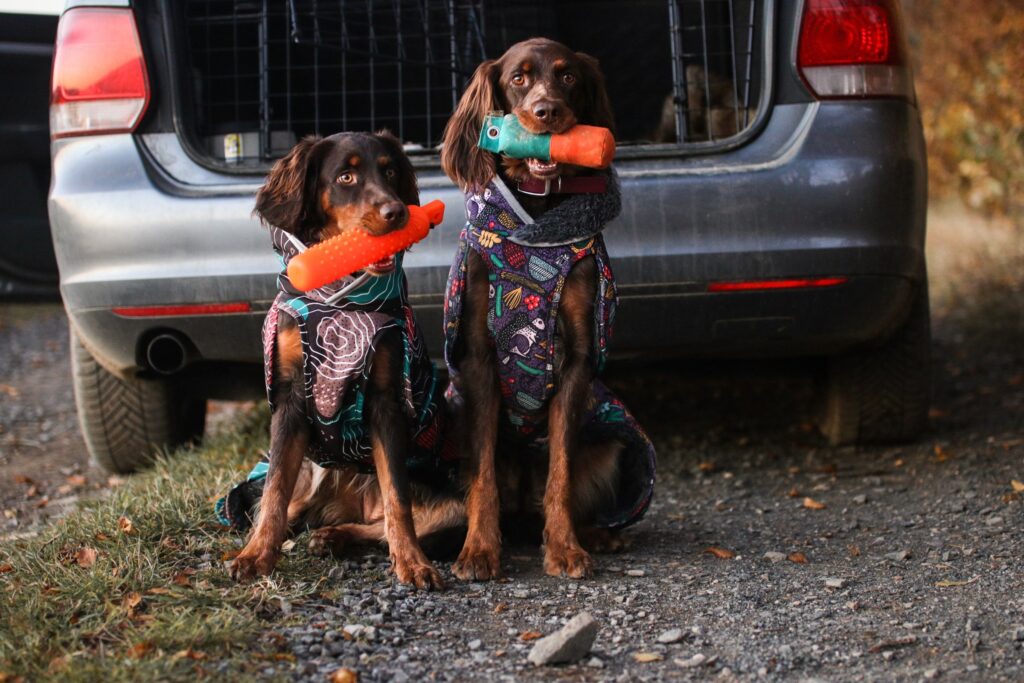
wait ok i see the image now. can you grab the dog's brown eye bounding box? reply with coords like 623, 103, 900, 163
336, 172, 356, 185
510, 74, 526, 87
562, 72, 576, 85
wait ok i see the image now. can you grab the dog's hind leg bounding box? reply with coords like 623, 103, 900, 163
309, 497, 466, 558
452, 249, 503, 581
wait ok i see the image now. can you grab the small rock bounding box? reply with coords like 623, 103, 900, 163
886, 550, 911, 562
924, 669, 940, 680
625, 569, 646, 577
825, 577, 847, 589
1011, 626, 1024, 642
763, 551, 786, 563
657, 628, 685, 644
527, 612, 599, 666
586, 656, 604, 668
513, 590, 531, 599
853, 494, 868, 505
985, 516, 1003, 526
675, 653, 706, 668
468, 639, 482, 651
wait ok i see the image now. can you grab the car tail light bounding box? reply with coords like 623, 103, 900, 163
797, 0, 914, 100
50, 8, 150, 139
112, 303, 252, 318
708, 277, 848, 292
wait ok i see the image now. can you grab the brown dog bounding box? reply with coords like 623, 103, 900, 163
229, 131, 462, 590
440, 39, 638, 581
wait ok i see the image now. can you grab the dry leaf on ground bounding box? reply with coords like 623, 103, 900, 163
935, 578, 976, 588
519, 631, 544, 641
75, 547, 98, 568
803, 497, 826, 510
788, 552, 808, 564
328, 669, 358, 683
126, 641, 154, 659
705, 546, 736, 559
0, 564, 13, 574
633, 652, 664, 663
1011, 479, 1024, 493
117, 516, 134, 534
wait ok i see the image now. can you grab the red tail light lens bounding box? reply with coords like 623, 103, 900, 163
797, 0, 913, 100
50, 8, 150, 138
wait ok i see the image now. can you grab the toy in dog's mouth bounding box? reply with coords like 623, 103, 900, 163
526, 157, 560, 178
363, 254, 396, 276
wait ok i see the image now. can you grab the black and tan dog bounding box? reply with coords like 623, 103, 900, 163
228, 132, 462, 590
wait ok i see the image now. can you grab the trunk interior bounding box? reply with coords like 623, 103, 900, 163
170, 0, 766, 169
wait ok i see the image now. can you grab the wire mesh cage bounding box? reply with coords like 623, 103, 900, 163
182, 0, 763, 164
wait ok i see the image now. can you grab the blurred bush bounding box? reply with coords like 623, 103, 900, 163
902, 0, 1023, 219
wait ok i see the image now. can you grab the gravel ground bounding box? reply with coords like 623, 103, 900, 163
1, 204, 1021, 681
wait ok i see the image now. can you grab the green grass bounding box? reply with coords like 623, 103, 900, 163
0, 409, 341, 682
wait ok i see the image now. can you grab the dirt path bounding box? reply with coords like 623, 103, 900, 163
0, 202, 1021, 681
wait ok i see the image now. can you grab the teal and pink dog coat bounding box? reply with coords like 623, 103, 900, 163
443, 177, 656, 529
217, 226, 450, 529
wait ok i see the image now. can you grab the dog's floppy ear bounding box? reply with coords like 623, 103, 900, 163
375, 130, 419, 206
575, 52, 616, 137
441, 59, 500, 191
254, 135, 329, 240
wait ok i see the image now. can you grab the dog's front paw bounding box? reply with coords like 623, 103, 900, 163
392, 553, 445, 591
543, 541, 593, 579
579, 527, 630, 554
229, 547, 279, 581
452, 541, 502, 582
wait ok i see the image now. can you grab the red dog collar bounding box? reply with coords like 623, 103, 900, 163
516, 175, 608, 196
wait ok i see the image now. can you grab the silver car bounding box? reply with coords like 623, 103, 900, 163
49, 0, 928, 473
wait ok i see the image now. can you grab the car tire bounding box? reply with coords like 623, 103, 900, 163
71, 329, 206, 473
820, 282, 931, 446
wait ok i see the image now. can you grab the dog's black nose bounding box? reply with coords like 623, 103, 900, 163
532, 100, 562, 123
379, 202, 408, 227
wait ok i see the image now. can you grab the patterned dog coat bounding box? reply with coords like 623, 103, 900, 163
217, 226, 451, 530
263, 226, 447, 472
443, 177, 656, 529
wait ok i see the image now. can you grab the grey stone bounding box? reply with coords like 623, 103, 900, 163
527, 612, 599, 666
763, 551, 787, 563
886, 550, 912, 561
657, 628, 685, 644
825, 578, 847, 589
625, 569, 646, 577
468, 639, 482, 650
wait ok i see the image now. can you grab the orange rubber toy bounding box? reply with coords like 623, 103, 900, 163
478, 113, 616, 169
286, 200, 445, 291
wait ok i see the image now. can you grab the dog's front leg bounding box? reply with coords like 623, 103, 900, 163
453, 250, 503, 581
367, 333, 444, 590
231, 379, 308, 580
543, 258, 597, 579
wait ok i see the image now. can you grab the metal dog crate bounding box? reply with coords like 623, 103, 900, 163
180, 0, 763, 163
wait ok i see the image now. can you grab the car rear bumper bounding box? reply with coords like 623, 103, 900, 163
49, 99, 926, 374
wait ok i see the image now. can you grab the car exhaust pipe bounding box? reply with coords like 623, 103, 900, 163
145, 333, 190, 375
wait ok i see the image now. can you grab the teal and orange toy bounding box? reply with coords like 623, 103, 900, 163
286, 200, 445, 291
477, 113, 615, 169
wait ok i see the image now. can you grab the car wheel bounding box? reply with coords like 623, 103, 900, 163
71, 328, 206, 473
820, 282, 931, 446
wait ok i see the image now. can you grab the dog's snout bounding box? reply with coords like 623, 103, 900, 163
532, 100, 563, 123
379, 202, 408, 228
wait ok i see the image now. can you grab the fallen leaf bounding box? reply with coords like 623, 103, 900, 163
633, 652, 664, 663
519, 631, 544, 641
697, 461, 716, 473
786, 486, 801, 498
868, 635, 917, 653
803, 497, 826, 510
94, 532, 110, 542
172, 649, 208, 661
492, 602, 508, 614
280, 539, 297, 553
0, 564, 13, 574
147, 587, 173, 595
1011, 480, 1024, 493
118, 516, 134, 534
848, 545, 861, 557
122, 592, 144, 617
787, 552, 808, 564
171, 568, 196, 587
24, 485, 40, 499
12, 475, 33, 485
75, 547, 98, 568
272, 653, 295, 662
66, 475, 87, 487
34, 496, 50, 509
935, 578, 976, 588
126, 641, 154, 659
160, 537, 181, 550
704, 546, 735, 559
327, 669, 358, 683
0, 384, 20, 398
